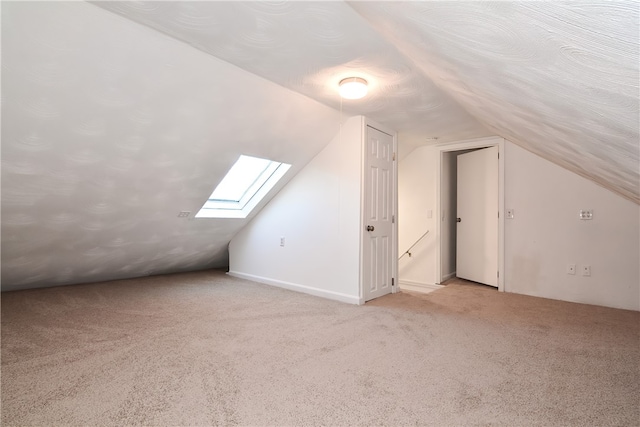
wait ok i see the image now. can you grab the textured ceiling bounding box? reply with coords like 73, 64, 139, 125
91, 1, 492, 156
2, 1, 638, 291
351, 1, 639, 203
95, 0, 639, 202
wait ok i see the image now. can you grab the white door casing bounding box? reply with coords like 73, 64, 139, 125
456, 146, 499, 287
363, 125, 395, 301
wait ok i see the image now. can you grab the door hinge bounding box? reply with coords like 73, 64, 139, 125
497, 271, 500, 278
393, 152, 396, 161
392, 278, 395, 287
498, 152, 500, 159
392, 215, 395, 224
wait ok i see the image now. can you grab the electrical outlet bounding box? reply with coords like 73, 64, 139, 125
506, 209, 515, 219
280, 237, 285, 247
177, 211, 190, 218
566, 264, 576, 275
582, 265, 591, 276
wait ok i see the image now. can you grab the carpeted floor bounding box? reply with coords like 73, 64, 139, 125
1, 270, 638, 426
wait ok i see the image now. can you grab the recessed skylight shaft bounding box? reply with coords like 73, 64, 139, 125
196, 154, 290, 219
209, 155, 273, 202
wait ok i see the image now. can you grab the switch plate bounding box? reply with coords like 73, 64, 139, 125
280, 237, 285, 247
427, 209, 433, 219
506, 209, 514, 219
579, 209, 593, 220
566, 264, 576, 275
582, 265, 591, 276
177, 211, 190, 218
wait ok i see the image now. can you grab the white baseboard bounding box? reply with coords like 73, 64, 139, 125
227, 271, 361, 305
441, 272, 456, 282
399, 279, 444, 295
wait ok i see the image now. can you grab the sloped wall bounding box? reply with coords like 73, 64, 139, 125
504, 143, 639, 311
351, 1, 640, 204
1, 2, 341, 290
398, 140, 639, 311
229, 117, 364, 304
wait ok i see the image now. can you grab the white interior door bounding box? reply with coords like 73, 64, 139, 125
456, 146, 498, 287
363, 126, 395, 301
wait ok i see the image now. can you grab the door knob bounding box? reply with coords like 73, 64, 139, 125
366, 225, 375, 232
456, 218, 462, 223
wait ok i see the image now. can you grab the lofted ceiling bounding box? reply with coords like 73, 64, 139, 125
91, 0, 492, 155
1, 1, 638, 290
94, 0, 639, 202
350, 1, 639, 203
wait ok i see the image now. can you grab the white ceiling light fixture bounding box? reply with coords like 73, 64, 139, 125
339, 77, 368, 99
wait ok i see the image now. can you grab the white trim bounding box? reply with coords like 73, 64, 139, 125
365, 120, 397, 138
434, 136, 502, 148
399, 280, 444, 294
359, 116, 366, 302
227, 271, 361, 305
441, 271, 456, 283
435, 136, 505, 292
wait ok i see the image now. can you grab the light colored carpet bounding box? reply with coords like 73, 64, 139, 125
1, 270, 638, 426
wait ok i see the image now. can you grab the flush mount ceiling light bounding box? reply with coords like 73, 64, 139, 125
339, 77, 368, 99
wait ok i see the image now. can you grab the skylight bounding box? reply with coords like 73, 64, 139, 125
196, 155, 290, 219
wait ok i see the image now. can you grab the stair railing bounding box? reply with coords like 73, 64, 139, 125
398, 230, 430, 260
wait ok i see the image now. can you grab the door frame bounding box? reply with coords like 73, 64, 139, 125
435, 136, 505, 292
359, 118, 398, 303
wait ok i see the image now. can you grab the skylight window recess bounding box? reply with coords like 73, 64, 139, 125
196, 155, 290, 219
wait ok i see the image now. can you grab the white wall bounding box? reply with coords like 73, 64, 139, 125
397, 146, 438, 287
228, 117, 364, 304
504, 143, 639, 311
1, 1, 341, 291
398, 139, 640, 311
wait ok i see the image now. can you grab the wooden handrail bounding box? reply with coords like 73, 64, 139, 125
399, 230, 430, 260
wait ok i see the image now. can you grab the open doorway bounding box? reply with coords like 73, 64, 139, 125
440, 148, 476, 283
435, 137, 505, 292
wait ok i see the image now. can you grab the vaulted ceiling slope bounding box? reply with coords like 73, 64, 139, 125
91, 0, 491, 155
1, 2, 341, 290
96, 0, 639, 203
351, 1, 639, 203
1, 1, 638, 291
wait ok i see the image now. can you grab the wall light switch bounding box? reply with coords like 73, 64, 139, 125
280, 237, 285, 247
177, 211, 190, 218
427, 209, 433, 219
566, 264, 576, 275
506, 209, 515, 219
582, 265, 591, 276
579, 209, 593, 220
